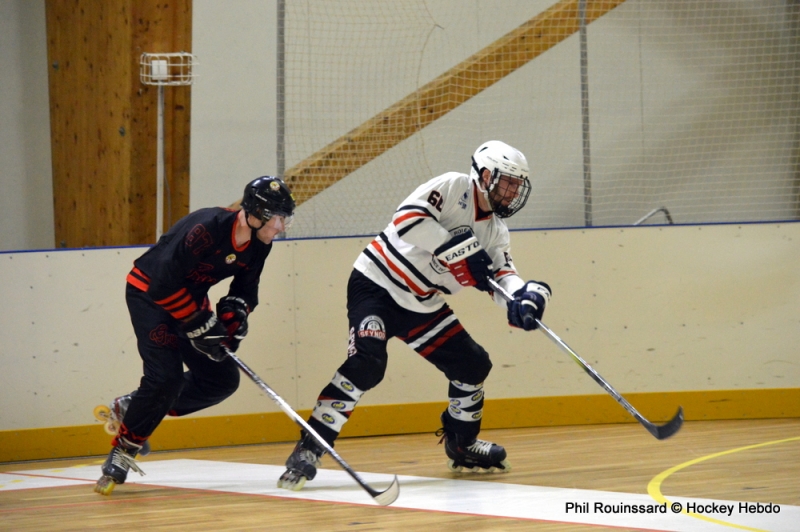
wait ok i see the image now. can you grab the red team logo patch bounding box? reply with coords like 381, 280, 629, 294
149, 324, 178, 349
358, 315, 386, 341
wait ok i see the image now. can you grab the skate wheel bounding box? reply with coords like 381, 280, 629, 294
277, 472, 307, 492
446, 460, 463, 473
103, 420, 119, 436
139, 440, 151, 457
93, 405, 111, 423
497, 459, 512, 473
94, 476, 117, 496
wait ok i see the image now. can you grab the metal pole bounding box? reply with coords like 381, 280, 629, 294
579, 0, 592, 227
633, 206, 674, 226
277, 0, 286, 178
156, 85, 165, 241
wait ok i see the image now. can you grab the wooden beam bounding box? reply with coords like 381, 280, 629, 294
281, 0, 627, 206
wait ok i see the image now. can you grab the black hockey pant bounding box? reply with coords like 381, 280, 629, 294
306, 270, 492, 445
116, 284, 240, 447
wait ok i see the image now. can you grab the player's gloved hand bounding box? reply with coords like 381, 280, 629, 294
216, 296, 249, 352
182, 310, 229, 361
434, 229, 493, 292
507, 281, 552, 331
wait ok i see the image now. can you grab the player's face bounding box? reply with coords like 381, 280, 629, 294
489, 174, 523, 207
254, 214, 290, 244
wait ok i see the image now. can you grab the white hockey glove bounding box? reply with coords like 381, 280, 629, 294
507, 281, 552, 331
434, 229, 493, 292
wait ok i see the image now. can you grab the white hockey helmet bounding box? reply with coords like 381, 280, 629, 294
470, 140, 531, 218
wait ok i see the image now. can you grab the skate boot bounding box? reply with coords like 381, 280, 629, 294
277, 434, 326, 491
437, 427, 511, 474
93, 394, 151, 456
94, 439, 146, 496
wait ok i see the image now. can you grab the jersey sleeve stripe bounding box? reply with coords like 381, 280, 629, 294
362, 248, 412, 294
159, 293, 193, 312
393, 210, 429, 226
126, 268, 150, 292
130, 267, 151, 282
379, 232, 451, 294
170, 303, 198, 320
392, 205, 437, 230
396, 218, 424, 238
370, 240, 435, 297
154, 289, 199, 319
154, 288, 189, 307
395, 204, 437, 217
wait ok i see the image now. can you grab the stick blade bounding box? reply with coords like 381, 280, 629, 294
646, 406, 684, 440
369, 475, 400, 506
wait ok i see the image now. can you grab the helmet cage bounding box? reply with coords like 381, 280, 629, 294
486, 169, 531, 218
471, 157, 531, 218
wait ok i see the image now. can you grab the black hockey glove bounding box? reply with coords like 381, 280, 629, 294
434, 229, 493, 292
216, 296, 249, 353
182, 310, 229, 361
507, 281, 552, 331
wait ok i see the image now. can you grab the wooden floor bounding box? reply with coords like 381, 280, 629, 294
1, 418, 798, 531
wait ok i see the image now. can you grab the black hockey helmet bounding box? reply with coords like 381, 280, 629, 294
241, 176, 295, 226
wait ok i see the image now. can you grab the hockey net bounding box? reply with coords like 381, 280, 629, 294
281, 0, 800, 238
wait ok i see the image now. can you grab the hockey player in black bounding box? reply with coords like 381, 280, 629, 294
94, 176, 295, 496
277, 140, 552, 491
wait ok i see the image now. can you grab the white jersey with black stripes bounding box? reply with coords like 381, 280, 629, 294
353, 172, 527, 313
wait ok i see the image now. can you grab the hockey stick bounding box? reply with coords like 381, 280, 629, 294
488, 278, 683, 440
226, 350, 401, 505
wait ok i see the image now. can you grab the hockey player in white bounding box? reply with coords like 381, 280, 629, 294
278, 140, 552, 490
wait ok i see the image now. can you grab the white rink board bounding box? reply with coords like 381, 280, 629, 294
1, 222, 799, 430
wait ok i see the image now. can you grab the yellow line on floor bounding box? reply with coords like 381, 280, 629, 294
647, 435, 800, 532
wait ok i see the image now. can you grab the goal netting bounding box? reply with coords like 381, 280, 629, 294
280, 0, 800, 238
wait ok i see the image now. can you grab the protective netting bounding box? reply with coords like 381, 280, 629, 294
281, 0, 800, 238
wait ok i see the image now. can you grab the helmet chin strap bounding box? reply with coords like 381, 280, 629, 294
471, 160, 497, 212
482, 182, 495, 212
245, 212, 267, 240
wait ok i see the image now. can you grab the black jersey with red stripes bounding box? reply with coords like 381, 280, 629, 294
126, 207, 271, 321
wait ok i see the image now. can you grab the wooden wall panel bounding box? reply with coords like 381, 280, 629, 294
45, 0, 133, 247
45, 0, 191, 248
130, 0, 192, 238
